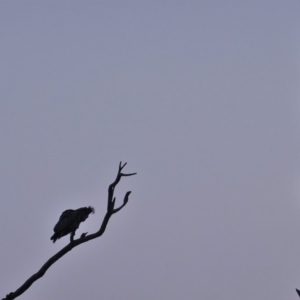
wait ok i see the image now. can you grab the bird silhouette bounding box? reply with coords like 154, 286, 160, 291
51, 206, 94, 243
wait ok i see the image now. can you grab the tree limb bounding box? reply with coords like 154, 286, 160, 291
2, 162, 136, 300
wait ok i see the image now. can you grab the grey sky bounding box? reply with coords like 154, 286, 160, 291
1, 1, 300, 299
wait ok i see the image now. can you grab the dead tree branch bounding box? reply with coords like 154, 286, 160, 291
3, 162, 136, 300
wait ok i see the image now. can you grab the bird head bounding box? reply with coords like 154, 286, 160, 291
79, 206, 95, 221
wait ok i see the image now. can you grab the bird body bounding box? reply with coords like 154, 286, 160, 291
51, 206, 94, 243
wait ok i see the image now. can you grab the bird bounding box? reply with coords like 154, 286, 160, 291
51, 206, 95, 243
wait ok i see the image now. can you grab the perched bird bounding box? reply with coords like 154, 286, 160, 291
51, 206, 95, 243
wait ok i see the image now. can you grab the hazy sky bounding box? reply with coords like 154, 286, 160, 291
1, 2, 300, 300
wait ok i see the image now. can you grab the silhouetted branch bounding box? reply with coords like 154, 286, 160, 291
2, 162, 136, 300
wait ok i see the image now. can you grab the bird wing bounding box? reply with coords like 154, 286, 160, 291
53, 209, 76, 233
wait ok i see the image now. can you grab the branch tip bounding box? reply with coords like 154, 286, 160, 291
80, 232, 88, 239
124, 191, 131, 204
121, 172, 137, 177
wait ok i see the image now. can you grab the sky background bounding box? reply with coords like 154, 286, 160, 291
1, 1, 300, 300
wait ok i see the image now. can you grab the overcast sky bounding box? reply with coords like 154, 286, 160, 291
1, 2, 300, 300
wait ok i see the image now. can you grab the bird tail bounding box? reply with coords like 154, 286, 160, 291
50, 234, 57, 243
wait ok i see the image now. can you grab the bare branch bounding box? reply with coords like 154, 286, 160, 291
112, 191, 131, 214
2, 162, 136, 300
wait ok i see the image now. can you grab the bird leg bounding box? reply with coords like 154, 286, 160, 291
70, 232, 75, 243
